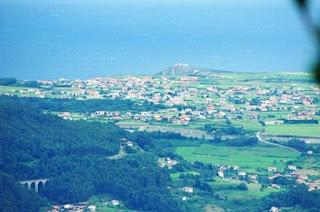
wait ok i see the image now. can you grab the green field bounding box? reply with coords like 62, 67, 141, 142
210, 179, 281, 201
176, 144, 300, 172
170, 171, 200, 180
265, 124, 320, 137
231, 119, 263, 132
259, 111, 291, 120
217, 184, 280, 201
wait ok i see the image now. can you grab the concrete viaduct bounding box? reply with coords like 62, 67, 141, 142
19, 179, 49, 193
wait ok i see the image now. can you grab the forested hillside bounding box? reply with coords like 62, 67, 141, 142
0, 97, 122, 180
0, 97, 182, 212
0, 172, 48, 212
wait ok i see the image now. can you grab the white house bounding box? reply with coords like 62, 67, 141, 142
288, 165, 297, 171
267, 167, 277, 172
111, 200, 120, 206
88, 205, 96, 212
270, 206, 280, 212
182, 186, 194, 193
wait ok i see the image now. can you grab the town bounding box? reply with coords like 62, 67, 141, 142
1, 64, 319, 139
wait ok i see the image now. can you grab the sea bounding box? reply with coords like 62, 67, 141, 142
0, 0, 318, 80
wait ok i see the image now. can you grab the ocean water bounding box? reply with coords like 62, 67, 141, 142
0, 0, 318, 80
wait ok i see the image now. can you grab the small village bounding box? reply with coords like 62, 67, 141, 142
1, 70, 319, 131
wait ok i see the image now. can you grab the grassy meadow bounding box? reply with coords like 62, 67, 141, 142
210, 178, 281, 201
175, 144, 300, 172
265, 124, 320, 137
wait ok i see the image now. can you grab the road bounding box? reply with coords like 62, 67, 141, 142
106, 145, 127, 160
256, 132, 300, 154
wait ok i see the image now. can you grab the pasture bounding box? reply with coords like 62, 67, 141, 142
231, 119, 263, 132
265, 124, 320, 137
210, 179, 281, 201
175, 144, 300, 172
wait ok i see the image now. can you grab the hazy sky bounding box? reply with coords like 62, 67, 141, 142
0, 0, 318, 79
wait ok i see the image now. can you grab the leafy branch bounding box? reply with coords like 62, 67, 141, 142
294, 0, 320, 83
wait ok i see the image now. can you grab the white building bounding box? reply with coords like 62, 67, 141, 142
182, 186, 194, 193
111, 200, 120, 206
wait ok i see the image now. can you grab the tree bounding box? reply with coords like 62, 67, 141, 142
294, 0, 320, 84
288, 139, 308, 151
238, 183, 248, 191
0, 172, 48, 212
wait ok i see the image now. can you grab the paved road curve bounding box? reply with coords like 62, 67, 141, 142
256, 132, 301, 154
106, 145, 127, 160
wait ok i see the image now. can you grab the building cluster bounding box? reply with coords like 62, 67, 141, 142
215, 163, 320, 192
50, 199, 121, 212
158, 157, 178, 169
4, 75, 315, 128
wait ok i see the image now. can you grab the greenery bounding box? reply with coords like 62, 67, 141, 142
213, 135, 258, 147
175, 144, 300, 172
1, 89, 319, 211
263, 184, 320, 211
0, 172, 48, 212
287, 139, 308, 152
0, 95, 164, 113
0, 97, 182, 211
265, 124, 320, 137
42, 154, 182, 211
0, 97, 123, 180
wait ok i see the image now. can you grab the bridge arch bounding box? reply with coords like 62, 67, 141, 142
38, 181, 45, 193
19, 179, 49, 193
23, 182, 29, 188
30, 182, 36, 190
